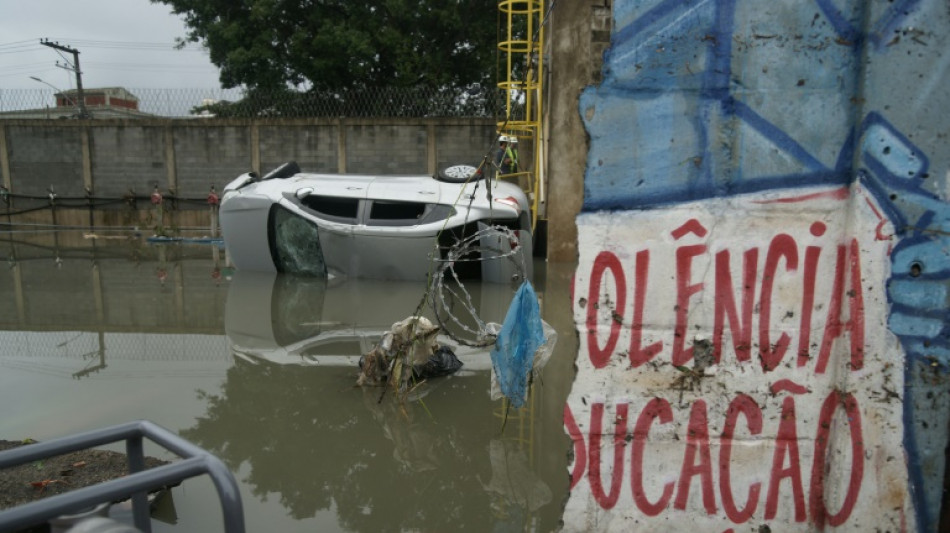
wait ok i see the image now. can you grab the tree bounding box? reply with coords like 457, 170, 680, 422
154, 0, 501, 92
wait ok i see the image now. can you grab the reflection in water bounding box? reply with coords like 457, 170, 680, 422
482, 439, 553, 525
183, 355, 551, 531
184, 270, 558, 531
0, 241, 569, 531
0, 240, 231, 381
225, 271, 521, 371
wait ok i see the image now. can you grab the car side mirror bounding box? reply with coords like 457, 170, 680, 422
295, 187, 314, 199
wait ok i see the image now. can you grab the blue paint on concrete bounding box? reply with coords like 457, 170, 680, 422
888, 279, 947, 310
867, 0, 925, 49
580, 0, 947, 529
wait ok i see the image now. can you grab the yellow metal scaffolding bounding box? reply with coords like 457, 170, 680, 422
497, 0, 545, 231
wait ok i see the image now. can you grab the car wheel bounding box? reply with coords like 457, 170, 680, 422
262, 161, 301, 181
436, 164, 483, 183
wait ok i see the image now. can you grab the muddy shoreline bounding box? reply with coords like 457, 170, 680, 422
0, 440, 170, 530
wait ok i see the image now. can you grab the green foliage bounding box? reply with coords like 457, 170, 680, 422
154, 0, 500, 93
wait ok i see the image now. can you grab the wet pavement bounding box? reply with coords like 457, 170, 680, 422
0, 237, 577, 532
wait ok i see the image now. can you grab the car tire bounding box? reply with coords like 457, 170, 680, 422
262, 161, 301, 181
436, 164, 484, 183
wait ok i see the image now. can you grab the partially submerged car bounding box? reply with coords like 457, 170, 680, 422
224, 271, 501, 372
220, 162, 533, 282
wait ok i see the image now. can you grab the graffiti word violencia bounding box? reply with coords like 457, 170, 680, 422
582, 219, 865, 373
564, 382, 863, 526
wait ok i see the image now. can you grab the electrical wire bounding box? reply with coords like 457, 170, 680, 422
33, 38, 207, 52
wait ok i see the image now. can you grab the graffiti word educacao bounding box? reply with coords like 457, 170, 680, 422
565, 385, 864, 526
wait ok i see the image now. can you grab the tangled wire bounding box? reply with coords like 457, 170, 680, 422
428, 225, 529, 347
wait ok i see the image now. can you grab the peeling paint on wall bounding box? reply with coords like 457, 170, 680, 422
564, 0, 949, 530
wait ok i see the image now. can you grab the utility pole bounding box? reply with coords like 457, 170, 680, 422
39, 39, 89, 118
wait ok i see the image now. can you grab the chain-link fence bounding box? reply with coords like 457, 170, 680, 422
0, 86, 512, 119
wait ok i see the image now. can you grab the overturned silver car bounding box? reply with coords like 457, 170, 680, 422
220, 162, 533, 282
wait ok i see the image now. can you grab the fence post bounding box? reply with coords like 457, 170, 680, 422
208, 185, 220, 237
337, 117, 347, 173
164, 124, 177, 200
81, 127, 93, 195
151, 186, 164, 236
427, 121, 437, 176
250, 123, 261, 175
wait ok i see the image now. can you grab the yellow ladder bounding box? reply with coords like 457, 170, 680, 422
497, 0, 545, 231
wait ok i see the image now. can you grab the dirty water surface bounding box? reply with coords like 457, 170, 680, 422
0, 239, 576, 532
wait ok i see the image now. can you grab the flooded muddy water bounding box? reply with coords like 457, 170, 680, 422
0, 238, 576, 532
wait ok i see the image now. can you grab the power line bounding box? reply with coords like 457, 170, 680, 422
84, 62, 217, 71
0, 40, 43, 50
0, 38, 207, 53
0, 62, 53, 71
32, 38, 205, 52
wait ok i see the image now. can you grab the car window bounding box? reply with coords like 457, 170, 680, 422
419, 204, 455, 224
367, 201, 455, 227
268, 205, 327, 277
300, 195, 360, 224
368, 200, 426, 226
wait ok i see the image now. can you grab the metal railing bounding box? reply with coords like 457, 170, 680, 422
0, 420, 244, 533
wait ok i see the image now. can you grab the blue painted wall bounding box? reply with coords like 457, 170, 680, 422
575, 0, 948, 529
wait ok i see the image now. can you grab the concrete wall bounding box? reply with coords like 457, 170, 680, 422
545, 0, 610, 263
563, 0, 949, 531
0, 117, 496, 201
5, 124, 86, 198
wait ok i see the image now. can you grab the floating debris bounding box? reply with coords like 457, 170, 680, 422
357, 316, 463, 392
489, 281, 556, 408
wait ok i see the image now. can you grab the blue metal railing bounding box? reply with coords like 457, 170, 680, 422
0, 420, 244, 533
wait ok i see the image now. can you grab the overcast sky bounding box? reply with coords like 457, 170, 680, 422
0, 0, 222, 91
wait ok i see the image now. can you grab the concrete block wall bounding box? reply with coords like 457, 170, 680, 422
344, 123, 428, 174
563, 0, 950, 531
259, 124, 338, 175
434, 122, 498, 172
173, 125, 250, 197
91, 126, 166, 198
5, 125, 84, 197
0, 117, 497, 211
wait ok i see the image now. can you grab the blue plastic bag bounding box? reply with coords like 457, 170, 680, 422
490, 280, 545, 408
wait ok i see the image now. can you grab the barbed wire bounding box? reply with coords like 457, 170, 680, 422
428, 225, 529, 347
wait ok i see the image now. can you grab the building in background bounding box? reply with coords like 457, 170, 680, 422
0, 87, 153, 119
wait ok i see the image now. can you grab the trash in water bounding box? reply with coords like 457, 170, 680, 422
415, 345, 464, 379
357, 316, 463, 390
489, 281, 556, 408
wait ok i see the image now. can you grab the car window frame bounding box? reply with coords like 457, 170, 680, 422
295, 194, 363, 225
